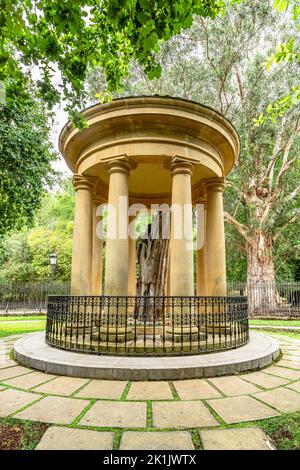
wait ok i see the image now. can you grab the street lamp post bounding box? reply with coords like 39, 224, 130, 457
50, 253, 57, 295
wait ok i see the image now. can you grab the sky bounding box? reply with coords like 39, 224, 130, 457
50, 104, 72, 177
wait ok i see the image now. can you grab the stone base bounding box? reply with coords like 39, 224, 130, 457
165, 326, 206, 343
200, 324, 233, 335
92, 327, 134, 343
13, 331, 280, 381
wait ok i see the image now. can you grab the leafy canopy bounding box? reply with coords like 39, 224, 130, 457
0, 100, 56, 236
256, 0, 300, 123
0, 0, 224, 126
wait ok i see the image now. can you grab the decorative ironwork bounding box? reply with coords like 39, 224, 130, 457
46, 295, 248, 356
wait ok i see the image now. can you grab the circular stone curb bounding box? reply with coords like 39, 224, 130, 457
13, 332, 280, 381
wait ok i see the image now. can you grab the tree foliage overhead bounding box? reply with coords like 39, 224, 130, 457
256, 0, 300, 122
0, 0, 225, 126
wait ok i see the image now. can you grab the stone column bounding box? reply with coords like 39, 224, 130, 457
196, 201, 207, 297
167, 157, 200, 341
169, 158, 194, 297
104, 156, 136, 296
204, 178, 227, 296
71, 175, 96, 295
128, 215, 137, 297
92, 196, 104, 295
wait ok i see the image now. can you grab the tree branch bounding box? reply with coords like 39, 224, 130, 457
224, 212, 253, 245
266, 115, 287, 189
286, 184, 300, 202
273, 209, 300, 241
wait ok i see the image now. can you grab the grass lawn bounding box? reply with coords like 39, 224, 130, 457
0, 318, 46, 338
0, 417, 49, 450
0, 315, 46, 322
253, 330, 300, 340
259, 411, 300, 450
249, 319, 300, 327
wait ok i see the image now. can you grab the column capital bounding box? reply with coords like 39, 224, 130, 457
92, 194, 106, 206
167, 156, 197, 177
73, 175, 98, 192
103, 155, 137, 176
194, 197, 207, 206
202, 177, 225, 193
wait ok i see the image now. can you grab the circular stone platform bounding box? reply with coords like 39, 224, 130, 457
13, 332, 280, 381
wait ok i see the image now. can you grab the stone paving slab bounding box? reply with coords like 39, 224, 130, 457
79, 401, 147, 428
285, 381, 300, 392
120, 431, 195, 450
35, 427, 114, 450
152, 401, 219, 428
76, 380, 127, 400
280, 350, 300, 355
264, 366, 300, 380
0, 359, 17, 369
173, 379, 222, 400
4, 371, 57, 389
127, 381, 173, 400
34, 376, 88, 396
255, 387, 300, 413
208, 376, 260, 396
277, 360, 300, 370
200, 427, 275, 450
282, 355, 300, 362
240, 371, 290, 389
207, 396, 278, 424
15, 395, 91, 424
0, 388, 39, 417
0, 365, 33, 381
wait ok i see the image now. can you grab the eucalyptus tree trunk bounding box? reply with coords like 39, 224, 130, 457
135, 212, 170, 320
246, 233, 280, 315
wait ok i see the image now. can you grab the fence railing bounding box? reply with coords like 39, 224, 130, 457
0, 281, 299, 318
227, 281, 300, 318
0, 282, 70, 314
46, 295, 249, 356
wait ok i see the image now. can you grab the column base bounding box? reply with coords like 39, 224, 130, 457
200, 324, 231, 335
165, 326, 206, 343
92, 326, 134, 343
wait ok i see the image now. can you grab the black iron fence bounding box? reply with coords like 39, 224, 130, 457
0, 281, 299, 318
227, 281, 300, 318
46, 295, 249, 356
0, 282, 70, 315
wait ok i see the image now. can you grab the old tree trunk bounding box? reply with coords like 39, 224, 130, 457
135, 212, 170, 320
246, 232, 280, 314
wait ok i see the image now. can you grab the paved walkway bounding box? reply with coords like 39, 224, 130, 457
0, 333, 300, 450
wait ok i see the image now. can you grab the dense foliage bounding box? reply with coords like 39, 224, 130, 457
0, 100, 57, 236
0, 0, 225, 126
0, 180, 74, 283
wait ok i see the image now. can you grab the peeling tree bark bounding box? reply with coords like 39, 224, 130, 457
135, 212, 170, 320
246, 233, 280, 315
